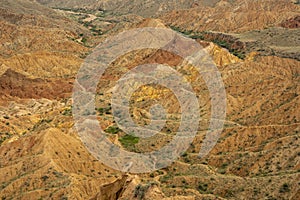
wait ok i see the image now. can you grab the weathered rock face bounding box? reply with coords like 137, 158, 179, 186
0, 0, 299, 199
0, 69, 73, 100
0, 1, 91, 101
0, 128, 123, 200
35, 0, 197, 17
205, 42, 242, 66
0, 51, 84, 79
280, 15, 300, 28
160, 0, 300, 33
0, 0, 90, 81
91, 175, 129, 200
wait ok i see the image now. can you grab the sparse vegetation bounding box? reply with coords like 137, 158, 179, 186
81, 37, 87, 44
105, 126, 120, 134
1, 1, 299, 199
198, 182, 208, 193
0, 132, 12, 145
279, 183, 290, 193
97, 106, 111, 115
169, 25, 246, 59
62, 107, 72, 116
217, 163, 228, 174
119, 134, 139, 150
134, 184, 149, 200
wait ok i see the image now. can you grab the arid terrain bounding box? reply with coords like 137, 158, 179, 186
0, 0, 299, 199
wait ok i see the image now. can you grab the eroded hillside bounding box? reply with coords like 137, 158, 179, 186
0, 0, 299, 199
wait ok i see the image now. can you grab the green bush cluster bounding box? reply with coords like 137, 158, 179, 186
119, 134, 139, 149
105, 126, 120, 134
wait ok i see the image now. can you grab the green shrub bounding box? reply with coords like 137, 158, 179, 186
213, 39, 229, 48
81, 37, 87, 44
62, 107, 72, 116
134, 184, 150, 200
198, 182, 208, 193
279, 183, 290, 193
119, 134, 139, 149
105, 126, 120, 134
97, 107, 111, 115
190, 34, 204, 40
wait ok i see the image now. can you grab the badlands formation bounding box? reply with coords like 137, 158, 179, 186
0, 0, 299, 199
